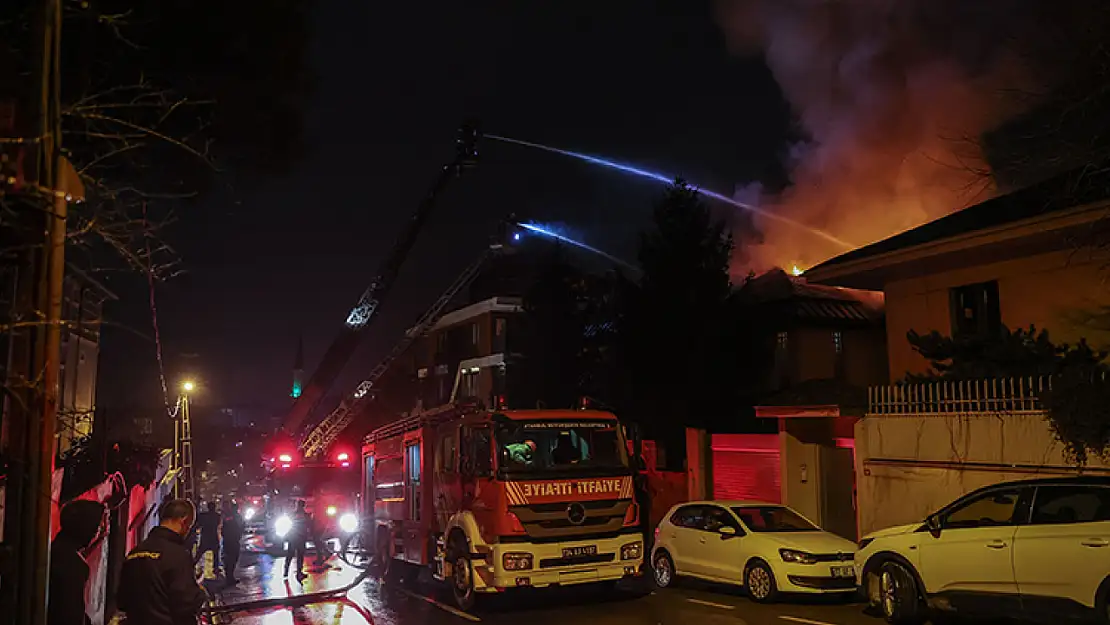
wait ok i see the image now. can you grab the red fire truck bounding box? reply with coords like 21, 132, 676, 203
361, 401, 644, 610
263, 452, 362, 553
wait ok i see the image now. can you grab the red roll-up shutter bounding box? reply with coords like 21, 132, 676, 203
711, 434, 781, 503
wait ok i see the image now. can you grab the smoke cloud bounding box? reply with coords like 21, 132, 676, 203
714, 0, 1055, 273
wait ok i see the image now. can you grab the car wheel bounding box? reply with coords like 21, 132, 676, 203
744, 560, 778, 603
878, 561, 926, 625
449, 537, 476, 612
652, 551, 676, 588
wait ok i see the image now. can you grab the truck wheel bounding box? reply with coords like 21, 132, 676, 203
448, 537, 476, 611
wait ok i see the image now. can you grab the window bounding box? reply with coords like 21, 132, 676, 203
460, 370, 480, 398
437, 433, 457, 473
942, 487, 1026, 529
461, 426, 493, 477
703, 506, 743, 534
1030, 486, 1110, 525
776, 331, 789, 351
670, 505, 706, 529
470, 322, 479, 346
950, 281, 1001, 336
732, 506, 818, 532
496, 420, 628, 473
774, 331, 791, 388
495, 318, 506, 336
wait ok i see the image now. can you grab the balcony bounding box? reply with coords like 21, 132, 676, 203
867, 376, 1049, 416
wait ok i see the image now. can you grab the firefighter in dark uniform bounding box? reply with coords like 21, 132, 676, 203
118, 499, 207, 625
283, 500, 311, 578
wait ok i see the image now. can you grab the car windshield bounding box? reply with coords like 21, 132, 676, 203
496, 420, 628, 473
272, 466, 359, 497
732, 506, 819, 532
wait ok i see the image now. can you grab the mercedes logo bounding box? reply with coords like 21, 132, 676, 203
566, 502, 587, 526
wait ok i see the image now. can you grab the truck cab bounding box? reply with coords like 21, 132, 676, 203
363, 403, 643, 610
266, 458, 361, 553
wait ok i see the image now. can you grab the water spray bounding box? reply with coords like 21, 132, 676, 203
518, 222, 638, 272
487, 134, 854, 250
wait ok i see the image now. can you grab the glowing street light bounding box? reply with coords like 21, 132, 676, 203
181, 380, 196, 393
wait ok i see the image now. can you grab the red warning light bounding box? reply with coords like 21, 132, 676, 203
336, 452, 350, 462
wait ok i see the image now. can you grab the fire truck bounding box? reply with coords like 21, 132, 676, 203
362, 401, 644, 610
263, 451, 362, 553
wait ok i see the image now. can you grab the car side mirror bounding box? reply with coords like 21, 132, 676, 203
718, 526, 738, 538
926, 514, 942, 534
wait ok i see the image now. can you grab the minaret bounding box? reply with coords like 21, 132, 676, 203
291, 335, 304, 399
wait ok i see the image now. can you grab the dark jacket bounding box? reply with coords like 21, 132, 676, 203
195, 511, 221, 547
48, 534, 91, 625
117, 526, 206, 625
221, 513, 243, 552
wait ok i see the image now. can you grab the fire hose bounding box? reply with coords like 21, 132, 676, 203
201, 564, 374, 618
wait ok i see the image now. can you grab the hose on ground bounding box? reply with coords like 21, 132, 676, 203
201, 566, 374, 616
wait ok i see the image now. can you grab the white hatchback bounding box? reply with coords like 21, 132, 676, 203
651, 500, 858, 602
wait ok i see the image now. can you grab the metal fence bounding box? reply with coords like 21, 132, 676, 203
868, 376, 1051, 415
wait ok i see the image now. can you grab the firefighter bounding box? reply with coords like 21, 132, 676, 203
118, 499, 207, 625
283, 500, 310, 578
48, 499, 106, 625
504, 439, 536, 465
193, 501, 221, 572
222, 502, 244, 584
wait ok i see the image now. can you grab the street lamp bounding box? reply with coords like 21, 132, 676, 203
182, 380, 196, 393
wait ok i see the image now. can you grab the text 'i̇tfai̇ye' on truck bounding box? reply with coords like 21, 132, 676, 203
361, 400, 645, 610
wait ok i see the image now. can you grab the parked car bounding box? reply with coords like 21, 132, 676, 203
856, 476, 1110, 625
651, 500, 858, 602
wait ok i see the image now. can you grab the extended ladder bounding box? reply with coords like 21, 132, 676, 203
300, 243, 502, 458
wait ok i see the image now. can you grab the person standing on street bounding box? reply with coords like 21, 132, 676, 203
193, 501, 221, 572
221, 501, 244, 584
118, 499, 207, 625
48, 499, 107, 625
283, 500, 310, 579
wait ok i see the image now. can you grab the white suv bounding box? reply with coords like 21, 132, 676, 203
856, 476, 1110, 625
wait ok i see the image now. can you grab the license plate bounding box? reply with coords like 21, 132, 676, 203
831, 566, 854, 578
562, 545, 597, 558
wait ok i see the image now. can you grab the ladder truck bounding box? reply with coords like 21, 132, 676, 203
261, 122, 480, 548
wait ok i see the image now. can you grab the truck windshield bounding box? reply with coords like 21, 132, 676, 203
272, 466, 359, 498
496, 420, 628, 474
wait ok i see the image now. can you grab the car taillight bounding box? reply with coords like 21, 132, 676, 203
654, 526, 660, 541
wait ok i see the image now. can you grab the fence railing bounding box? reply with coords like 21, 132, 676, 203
868, 376, 1051, 415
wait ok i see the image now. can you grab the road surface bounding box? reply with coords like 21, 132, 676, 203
205, 548, 896, 625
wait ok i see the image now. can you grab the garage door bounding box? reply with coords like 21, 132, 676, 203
711, 434, 781, 503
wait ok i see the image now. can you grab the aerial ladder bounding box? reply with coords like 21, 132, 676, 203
299, 225, 515, 458
279, 122, 480, 438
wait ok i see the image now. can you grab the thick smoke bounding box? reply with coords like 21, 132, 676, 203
715, 0, 1052, 273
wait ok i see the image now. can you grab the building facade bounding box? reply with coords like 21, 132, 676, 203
56, 267, 116, 456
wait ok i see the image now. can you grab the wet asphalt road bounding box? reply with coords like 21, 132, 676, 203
202, 543, 888, 625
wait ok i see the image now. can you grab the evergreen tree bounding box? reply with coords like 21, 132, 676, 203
617, 180, 739, 467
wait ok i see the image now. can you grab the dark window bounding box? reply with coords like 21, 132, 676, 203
833, 331, 845, 380
461, 426, 493, 477
470, 322, 480, 346
703, 506, 744, 534
1030, 486, 1110, 525
670, 505, 706, 529
942, 487, 1027, 529
950, 281, 1001, 336
495, 318, 506, 336
732, 506, 819, 532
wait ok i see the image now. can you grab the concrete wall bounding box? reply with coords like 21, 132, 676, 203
883, 248, 1110, 379
790, 326, 887, 387
854, 411, 1107, 536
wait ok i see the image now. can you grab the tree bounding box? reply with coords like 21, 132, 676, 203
906, 325, 1110, 465
513, 247, 593, 410
616, 180, 741, 466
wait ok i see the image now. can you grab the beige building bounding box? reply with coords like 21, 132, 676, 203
806, 168, 1110, 535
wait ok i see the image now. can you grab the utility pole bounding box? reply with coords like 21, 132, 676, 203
0, 0, 66, 623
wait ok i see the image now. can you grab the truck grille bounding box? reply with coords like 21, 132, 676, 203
509, 499, 630, 540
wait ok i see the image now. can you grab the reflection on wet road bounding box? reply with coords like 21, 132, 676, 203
213, 552, 885, 625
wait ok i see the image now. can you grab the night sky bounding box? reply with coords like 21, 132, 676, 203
96, 1, 791, 419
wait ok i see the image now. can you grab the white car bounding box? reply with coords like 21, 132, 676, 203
651, 500, 858, 602
855, 476, 1110, 625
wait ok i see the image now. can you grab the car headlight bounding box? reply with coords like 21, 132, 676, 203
244, 507, 256, 521
621, 541, 643, 561
274, 515, 293, 538
779, 549, 818, 564
857, 538, 874, 551
326, 505, 338, 517
502, 552, 533, 571
338, 513, 358, 534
